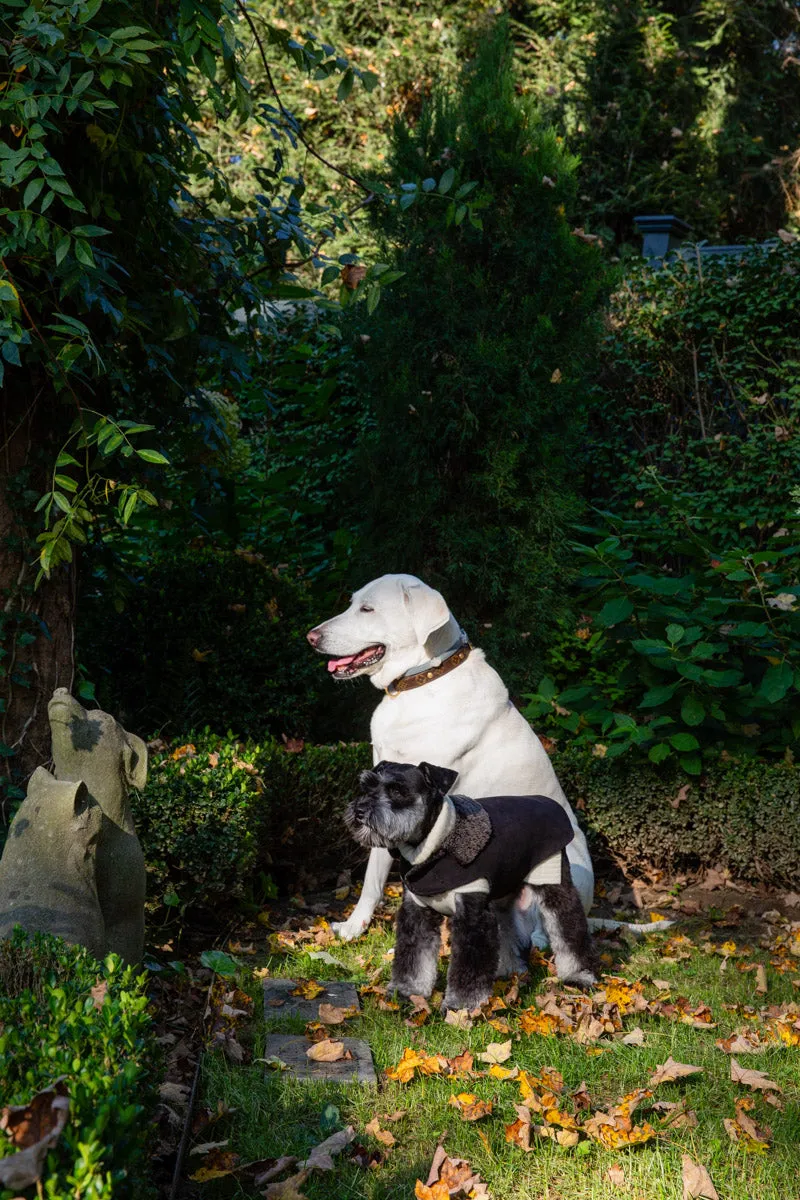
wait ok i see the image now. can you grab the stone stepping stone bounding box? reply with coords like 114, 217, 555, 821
264, 1033, 377, 1084
263, 978, 360, 1022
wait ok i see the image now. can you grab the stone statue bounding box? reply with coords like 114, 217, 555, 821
0, 767, 105, 957
0, 689, 147, 964
48, 688, 147, 964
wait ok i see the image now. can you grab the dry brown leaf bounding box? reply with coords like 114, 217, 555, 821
305, 1039, 348, 1063
505, 1105, 532, 1152
405, 994, 432, 1027
715, 1030, 770, 1054
604, 1163, 626, 1187
723, 1098, 772, 1151
299, 1126, 355, 1172
648, 1056, 704, 1087
622, 1026, 645, 1046
448, 1092, 493, 1121
364, 1117, 396, 1148
535, 1123, 580, 1147
385, 1047, 447, 1083
415, 1182, 449, 1200
682, 1154, 719, 1200
447, 1050, 475, 1077
652, 1099, 698, 1129
264, 1170, 310, 1200
90, 979, 108, 1009
419, 1145, 487, 1199
730, 1058, 782, 1093
444, 1008, 474, 1030
477, 1039, 512, 1064
755, 964, 768, 995
317, 1002, 358, 1025
0, 1081, 70, 1191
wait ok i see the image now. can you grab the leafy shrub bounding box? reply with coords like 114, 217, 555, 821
523, 527, 800, 772
350, 24, 604, 691
80, 546, 371, 743
529, 247, 800, 771
558, 751, 800, 887
0, 930, 156, 1200
136, 734, 371, 914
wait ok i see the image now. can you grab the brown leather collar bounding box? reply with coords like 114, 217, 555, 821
385, 642, 472, 697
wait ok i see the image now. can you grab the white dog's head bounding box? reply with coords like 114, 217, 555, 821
307, 574, 458, 690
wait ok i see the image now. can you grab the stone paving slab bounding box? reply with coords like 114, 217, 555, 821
263, 978, 360, 1021
263, 1033, 377, 1084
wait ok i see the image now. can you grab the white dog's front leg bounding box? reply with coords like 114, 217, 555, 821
331, 847, 392, 942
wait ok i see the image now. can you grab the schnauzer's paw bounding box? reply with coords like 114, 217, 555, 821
331, 915, 368, 942
559, 968, 598, 991
389, 976, 433, 1003
442, 988, 491, 1014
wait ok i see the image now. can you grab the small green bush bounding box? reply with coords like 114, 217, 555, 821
558, 751, 800, 887
81, 546, 370, 743
0, 929, 156, 1200
136, 734, 371, 913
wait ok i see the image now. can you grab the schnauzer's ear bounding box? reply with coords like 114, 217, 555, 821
373, 760, 391, 773
418, 762, 458, 796
359, 768, 380, 787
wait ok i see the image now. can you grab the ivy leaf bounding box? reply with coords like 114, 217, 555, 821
199, 950, 238, 977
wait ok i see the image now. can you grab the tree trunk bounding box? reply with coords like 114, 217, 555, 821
1, 392, 75, 820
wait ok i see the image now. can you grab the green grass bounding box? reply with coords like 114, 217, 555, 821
198, 914, 800, 1199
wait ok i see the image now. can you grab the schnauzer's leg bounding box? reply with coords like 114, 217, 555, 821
443, 893, 499, 1012
389, 894, 443, 1000
493, 894, 529, 977
528, 881, 599, 988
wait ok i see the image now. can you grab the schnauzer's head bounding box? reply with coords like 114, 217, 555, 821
344, 760, 458, 850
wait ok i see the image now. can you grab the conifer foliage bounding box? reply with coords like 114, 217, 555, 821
353, 27, 604, 684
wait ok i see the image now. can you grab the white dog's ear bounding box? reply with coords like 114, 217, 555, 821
402, 581, 450, 645
418, 762, 458, 796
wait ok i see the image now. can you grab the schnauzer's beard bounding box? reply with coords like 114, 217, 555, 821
344, 792, 428, 851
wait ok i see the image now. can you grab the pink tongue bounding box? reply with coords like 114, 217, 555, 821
327, 655, 357, 673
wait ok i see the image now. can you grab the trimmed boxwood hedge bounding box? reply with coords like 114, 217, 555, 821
137, 734, 800, 917
558, 751, 800, 886
0, 929, 156, 1200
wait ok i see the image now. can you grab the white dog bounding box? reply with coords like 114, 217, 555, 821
307, 573, 595, 947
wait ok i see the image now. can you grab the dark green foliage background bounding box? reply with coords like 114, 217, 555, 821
350, 30, 605, 689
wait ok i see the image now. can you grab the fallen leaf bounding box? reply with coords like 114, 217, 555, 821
622, 1027, 645, 1046
605, 1163, 626, 1187
188, 1148, 240, 1182
723, 1098, 771, 1151
730, 1059, 782, 1093
444, 1008, 473, 1030
264, 1170, 310, 1199
291, 980, 325, 1000
90, 979, 108, 1009
682, 1154, 719, 1200
716, 1031, 771, 1054
299, 1126, 355, 1171
447, 1050, 475, 1077
489, 1063, 519, 1081
755, 964, 768, 995
419, 1145, 487, 1199
652, 1099, 698, 1129
405, 994, 432, 1027
505, 1105, 532, 1152
448, 1093, 493, 1121
648, 1057, 703, 1087
477, 1039, 512, 1064
305, 1039, 348, 1063
365, 1117, 396, 1148
385, 1047, 447, 1083
0, 1081, 70, 1191
253, 1156, 300, 1187
415, 1182, 450, 1200
318, 1003, 358, 1025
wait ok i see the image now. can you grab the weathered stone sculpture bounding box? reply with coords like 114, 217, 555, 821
48, 688, 147, 963
0, 767, 105, 956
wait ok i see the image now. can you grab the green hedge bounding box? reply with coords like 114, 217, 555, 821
0, 930, 156, 1200
136, 734, 800, 916
136, 734, 371, 913
558, 751, 800, 887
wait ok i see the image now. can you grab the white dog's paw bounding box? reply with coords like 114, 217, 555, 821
331, 915, 368, 942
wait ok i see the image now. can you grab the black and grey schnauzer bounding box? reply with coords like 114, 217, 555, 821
345, 760, 598, 1013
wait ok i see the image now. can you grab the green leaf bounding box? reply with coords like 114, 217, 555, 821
336, 68, 354, 103
680, 694, 706, 726
360, 70, 379, 92
199, 949, 238, 977
23, 177, 44, 207
759, 661, 793, 704
52, 492, 72, 515
639, 683, 678, 708
679, 754, 702, 776
596, 596, 634, 627
670, 732, 700, 752
321, 265, 340, 285
421, 177, 436, 192
136, 449, 169, 465
454, 181, 478, 200
54, 474, 78, 492
665, 623, 684, 644
537, 676, 556, 701
438, 167, 456, 195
